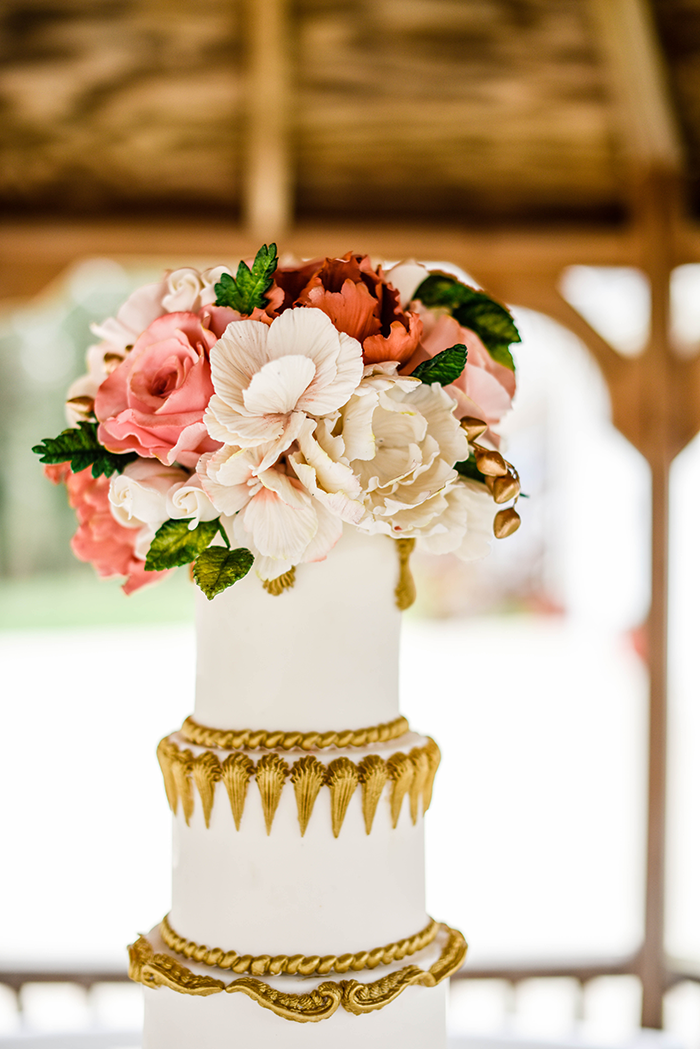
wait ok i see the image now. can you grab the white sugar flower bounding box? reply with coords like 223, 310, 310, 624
166, 476, 219, 529
108, 459, 188, 559
419, 479, 496, 561
290, 363, 469, 540
161, 266, 232, 312
204, 308, 364, 469
198, 444, 342, 580
91, 281, 166, 352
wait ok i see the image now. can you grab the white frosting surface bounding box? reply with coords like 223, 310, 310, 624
169, 752, 428, 955
194, 530, 402, 732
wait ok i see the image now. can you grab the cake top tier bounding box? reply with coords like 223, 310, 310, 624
194, 530, 402, 732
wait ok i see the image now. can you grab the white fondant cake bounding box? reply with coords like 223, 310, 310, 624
133, 530, 466, 1048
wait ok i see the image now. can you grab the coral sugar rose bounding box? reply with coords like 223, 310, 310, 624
95, 312, 222, 469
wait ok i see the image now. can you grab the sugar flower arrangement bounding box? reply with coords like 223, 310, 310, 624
35, 247, 522, 600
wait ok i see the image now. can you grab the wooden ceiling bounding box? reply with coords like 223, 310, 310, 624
0, 0, 696, 228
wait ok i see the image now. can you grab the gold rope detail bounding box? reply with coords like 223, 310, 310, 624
159, 914, 439, 976
262, 566, 296, 595
158, 735, 440, 835
128, 923, 466, 1022
395, 537, 417, 611
180, 714, 410, 751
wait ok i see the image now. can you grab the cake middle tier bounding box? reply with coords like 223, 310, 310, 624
161, 730, 437, 957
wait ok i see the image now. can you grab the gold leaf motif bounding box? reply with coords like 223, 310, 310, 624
357, 754, 389, 835
128, 924, 467, 1021
387, 752, 414, 828
128, 937, 225, 997
193, 751, 222, 829
172, 748, 195, 826
394, 537, 416, 611
156, 738, 180, 814
326, 757, 359, 838
290, 756, 326, 836
408, 747, 430, 824
221, 752, 254, 830
255, 754, 288, 834
262, 567, 296, 595
226, 977, 343, 1022
423, 738, 441, 811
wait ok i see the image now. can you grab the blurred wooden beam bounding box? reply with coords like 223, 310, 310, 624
0, 218, 648, 305
242, 0, 293, 239
588, 0, 684, 178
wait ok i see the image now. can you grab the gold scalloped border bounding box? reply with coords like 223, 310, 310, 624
128, 922, 466, 1023
157, 736, 440, 836
180, 715, 410, 751
159, 913, 438, 976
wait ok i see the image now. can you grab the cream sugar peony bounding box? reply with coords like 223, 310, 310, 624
35, 245, 523, 599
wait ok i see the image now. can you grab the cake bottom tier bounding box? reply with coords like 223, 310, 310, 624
134, 923, 465, 1049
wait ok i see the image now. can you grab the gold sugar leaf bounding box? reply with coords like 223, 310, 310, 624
408, 747, 430, 824
172, 748, 195, 826
262, 567, 296, 595
156, 738, 180, 814
357, 754, 389, 835
255, 754, 289, 834
290, 756, 326, 836
423, 738, 441, 811
193, 751, 222, 829
387, 753, 414, 828
326, 757, 359, 838
394, 537, 417, 611
221, 752, 254, 830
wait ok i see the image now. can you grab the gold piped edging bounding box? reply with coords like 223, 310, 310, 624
160, 914, 439, 976
180, 714, 410, 751
157, 736, 440, 836
128, 922, 466, 1022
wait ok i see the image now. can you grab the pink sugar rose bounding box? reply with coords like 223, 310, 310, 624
95, 312, 222, 469
44, 465, 168, 594
405, 313, 515, 431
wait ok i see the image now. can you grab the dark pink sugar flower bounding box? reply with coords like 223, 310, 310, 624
45, 465, 169, 594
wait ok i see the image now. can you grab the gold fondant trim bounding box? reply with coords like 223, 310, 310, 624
262, 566, 296, 595
357, 754, 389, 835
327, 757, 359, 839
395, 537, 417, 611
159, 913, 439, 976
158, 735, 440, 835
290, 756, 326, 836
255, 753, 288, 834
180, 715, 410, 751
128, 923, 467, 1023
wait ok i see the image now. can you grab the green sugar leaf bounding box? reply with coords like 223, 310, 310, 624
145, 518, 222, 572
214, 243, 279, 313
411, 343, 467, 386
32, 421, 138, 478
415, 273, 520, 371
193, 546, 255, 600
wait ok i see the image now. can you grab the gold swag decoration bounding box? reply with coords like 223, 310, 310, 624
157, 736, 440, 837
180, 714, 409, 751
128, 923, 466, 1023
159, 913, 438, 976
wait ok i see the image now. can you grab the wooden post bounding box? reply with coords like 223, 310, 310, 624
635, 167, 679, 1029
242, 0, 293, 240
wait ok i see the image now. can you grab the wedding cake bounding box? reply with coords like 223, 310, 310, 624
36, 247, 522, 1047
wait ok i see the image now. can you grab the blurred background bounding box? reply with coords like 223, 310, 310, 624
1, 1, 700, 1046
